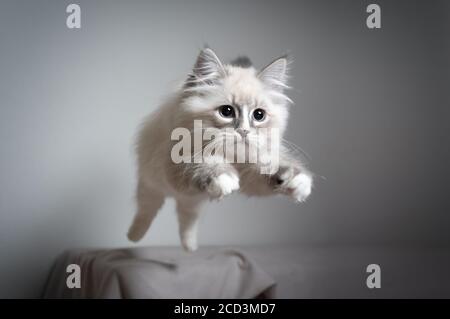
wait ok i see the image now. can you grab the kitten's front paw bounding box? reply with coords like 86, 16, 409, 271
273, 167, 313, 203
206, 173, 240, 200
289, 173, 313, 202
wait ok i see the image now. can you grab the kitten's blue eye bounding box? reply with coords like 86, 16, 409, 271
253, 108, 266, 121
218, 105, 235, 118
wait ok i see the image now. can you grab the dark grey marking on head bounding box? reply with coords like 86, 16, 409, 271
229, 56, 253, 68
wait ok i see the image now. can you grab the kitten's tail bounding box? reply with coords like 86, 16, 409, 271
127, 183, 165, 242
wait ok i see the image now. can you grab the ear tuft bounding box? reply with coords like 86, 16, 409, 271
192, 47, 225, 81
258, 56, 290, 91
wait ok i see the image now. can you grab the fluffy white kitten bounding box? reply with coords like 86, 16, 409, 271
127, 48, 313, 251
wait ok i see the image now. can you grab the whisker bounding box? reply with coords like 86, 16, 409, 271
281, 138, 311, 162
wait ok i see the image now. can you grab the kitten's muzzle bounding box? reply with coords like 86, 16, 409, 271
236, 128, 250, 138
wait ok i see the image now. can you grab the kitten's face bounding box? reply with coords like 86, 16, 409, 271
179, 48, 292, 156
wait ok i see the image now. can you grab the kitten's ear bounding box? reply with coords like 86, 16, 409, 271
258, 56, 289, 91
192, 47, 226, 82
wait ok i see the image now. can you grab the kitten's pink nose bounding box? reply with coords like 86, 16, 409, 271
237, 128, 249, 138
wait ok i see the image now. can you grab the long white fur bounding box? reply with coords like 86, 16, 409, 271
127, 48, 313, 251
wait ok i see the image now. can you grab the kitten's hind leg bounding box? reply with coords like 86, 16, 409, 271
127, 181, 165, 242
176, 198, 204, 252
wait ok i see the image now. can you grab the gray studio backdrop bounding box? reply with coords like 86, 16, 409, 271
0, 0, 449, 298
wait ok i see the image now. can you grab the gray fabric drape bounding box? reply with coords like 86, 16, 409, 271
42, 247, 276, 299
